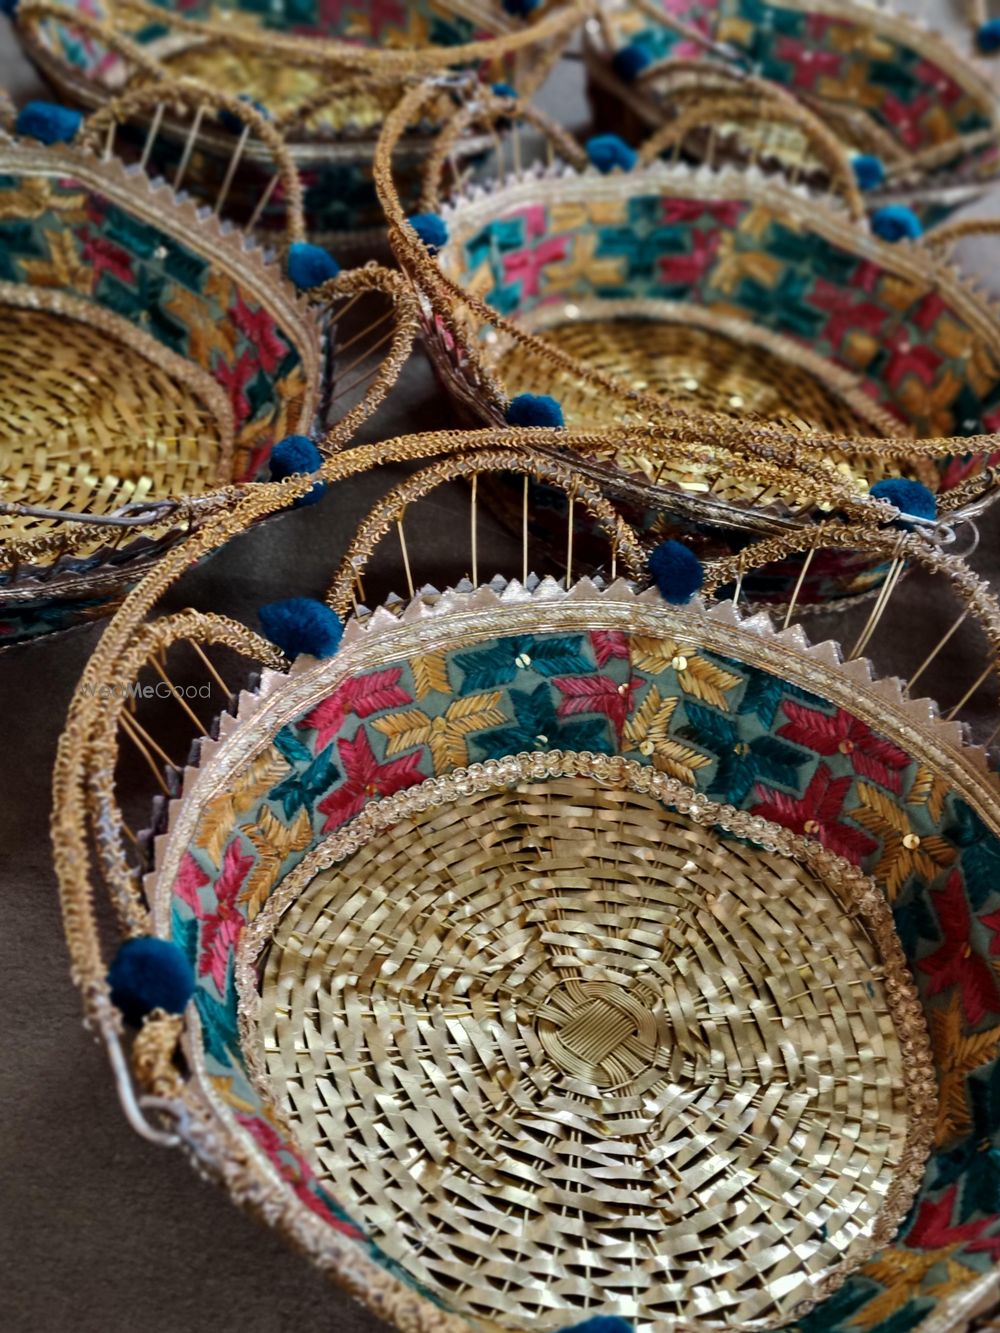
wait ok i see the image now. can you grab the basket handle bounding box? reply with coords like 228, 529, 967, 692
77, 77, 307, 246
316, 264, 424, 449
83, 0, 588, 75
418, 85, 589, 215
0, 87, 15, 136
634, 74, 866, 223
325, 443, 649, 618
922, 216, 1000, 255
704, 517, 1000, 672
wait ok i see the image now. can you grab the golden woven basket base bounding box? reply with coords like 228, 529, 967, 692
254, 773, 925, 1331
0, 307, 227, 551
491, 319, 931, 503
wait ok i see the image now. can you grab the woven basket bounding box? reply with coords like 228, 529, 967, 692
376, 82, 1000, 603
583, 0, 1000, 222
13, 0, 583, 250
53, 429, 1000, 1333
0, 88, 421, 647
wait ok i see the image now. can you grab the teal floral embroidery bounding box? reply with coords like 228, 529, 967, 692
170, 904, 199, 968
680, 699, 809, 803
892, 888, 941, 960
932, 1060, 1000, 1217
471, 683, 614, 760
949, 804, 1000, 910
455, 634, 592, 694
271, 727, 340, 818
798, 1282, 889, 1333
194, 978, 239, 1070
722, 661, 819, 727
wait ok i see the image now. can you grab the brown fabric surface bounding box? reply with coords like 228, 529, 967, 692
2, 20, 1000, 1333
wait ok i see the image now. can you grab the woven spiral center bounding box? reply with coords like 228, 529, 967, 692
251, 771, 929, 1331
535, 979, 664, 1088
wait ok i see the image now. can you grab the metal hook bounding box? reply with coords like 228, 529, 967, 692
105, 1022, 182, 1149
0, 498, 181, 527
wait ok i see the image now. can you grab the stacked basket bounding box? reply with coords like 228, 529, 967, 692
11, 0, 584, 249
0, 78, 421, 644
376, 80, 1000, 605
3, 8, 1000, 1333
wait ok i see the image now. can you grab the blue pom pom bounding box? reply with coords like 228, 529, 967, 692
649, 539, 704, 604
852, 154, 885, 191
502, 0, 539, 14
562, 1320, 635, 1333
612, 43, 651, 83
268, 434, 327, 507
108, 937, 195, 1027
586, 133, 638, 174
259, 597, 343, 659
218, 95, 270, 134
976, 18, 1000, 52
1, 0, 20, 16
492, 81, 517, 99
287, 242, 340, 290
15, 101, 83, 146
408, 212, 449, 254
871, 205, 923, 242
869, 478, 937, 526
506, 393, 565, 428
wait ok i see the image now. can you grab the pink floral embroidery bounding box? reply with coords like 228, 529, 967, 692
317, 729, 424, 831
231, 291, 288, 375
196, 840, 254, 992
658, 228, 720, 286
590, 630, 629, 667
302, 668, 412, 750
502, 235, 570, 299
774, 38, 841, 91
175, 853, 209, 912
215, 349, 259, 424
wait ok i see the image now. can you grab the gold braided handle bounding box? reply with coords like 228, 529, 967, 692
78, 77, 308, 245
633, 69, 866, 223
923, 216, 1000, 254
418, 85, 589, 215
0, 86, 15, 135
326, 444, 649, 618
59, 0, 589, 77
706, 518, 1000, 674
318, 263, 424, 450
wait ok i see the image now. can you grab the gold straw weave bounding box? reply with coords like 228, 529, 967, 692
0, 305, 228, 548
247, 767, 933, 1331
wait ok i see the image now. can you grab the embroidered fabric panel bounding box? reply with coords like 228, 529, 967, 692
167, 628, 1000, 1325
446, 192, 1000, 439
619, 0, 996, 172
0, 172, 308, 478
